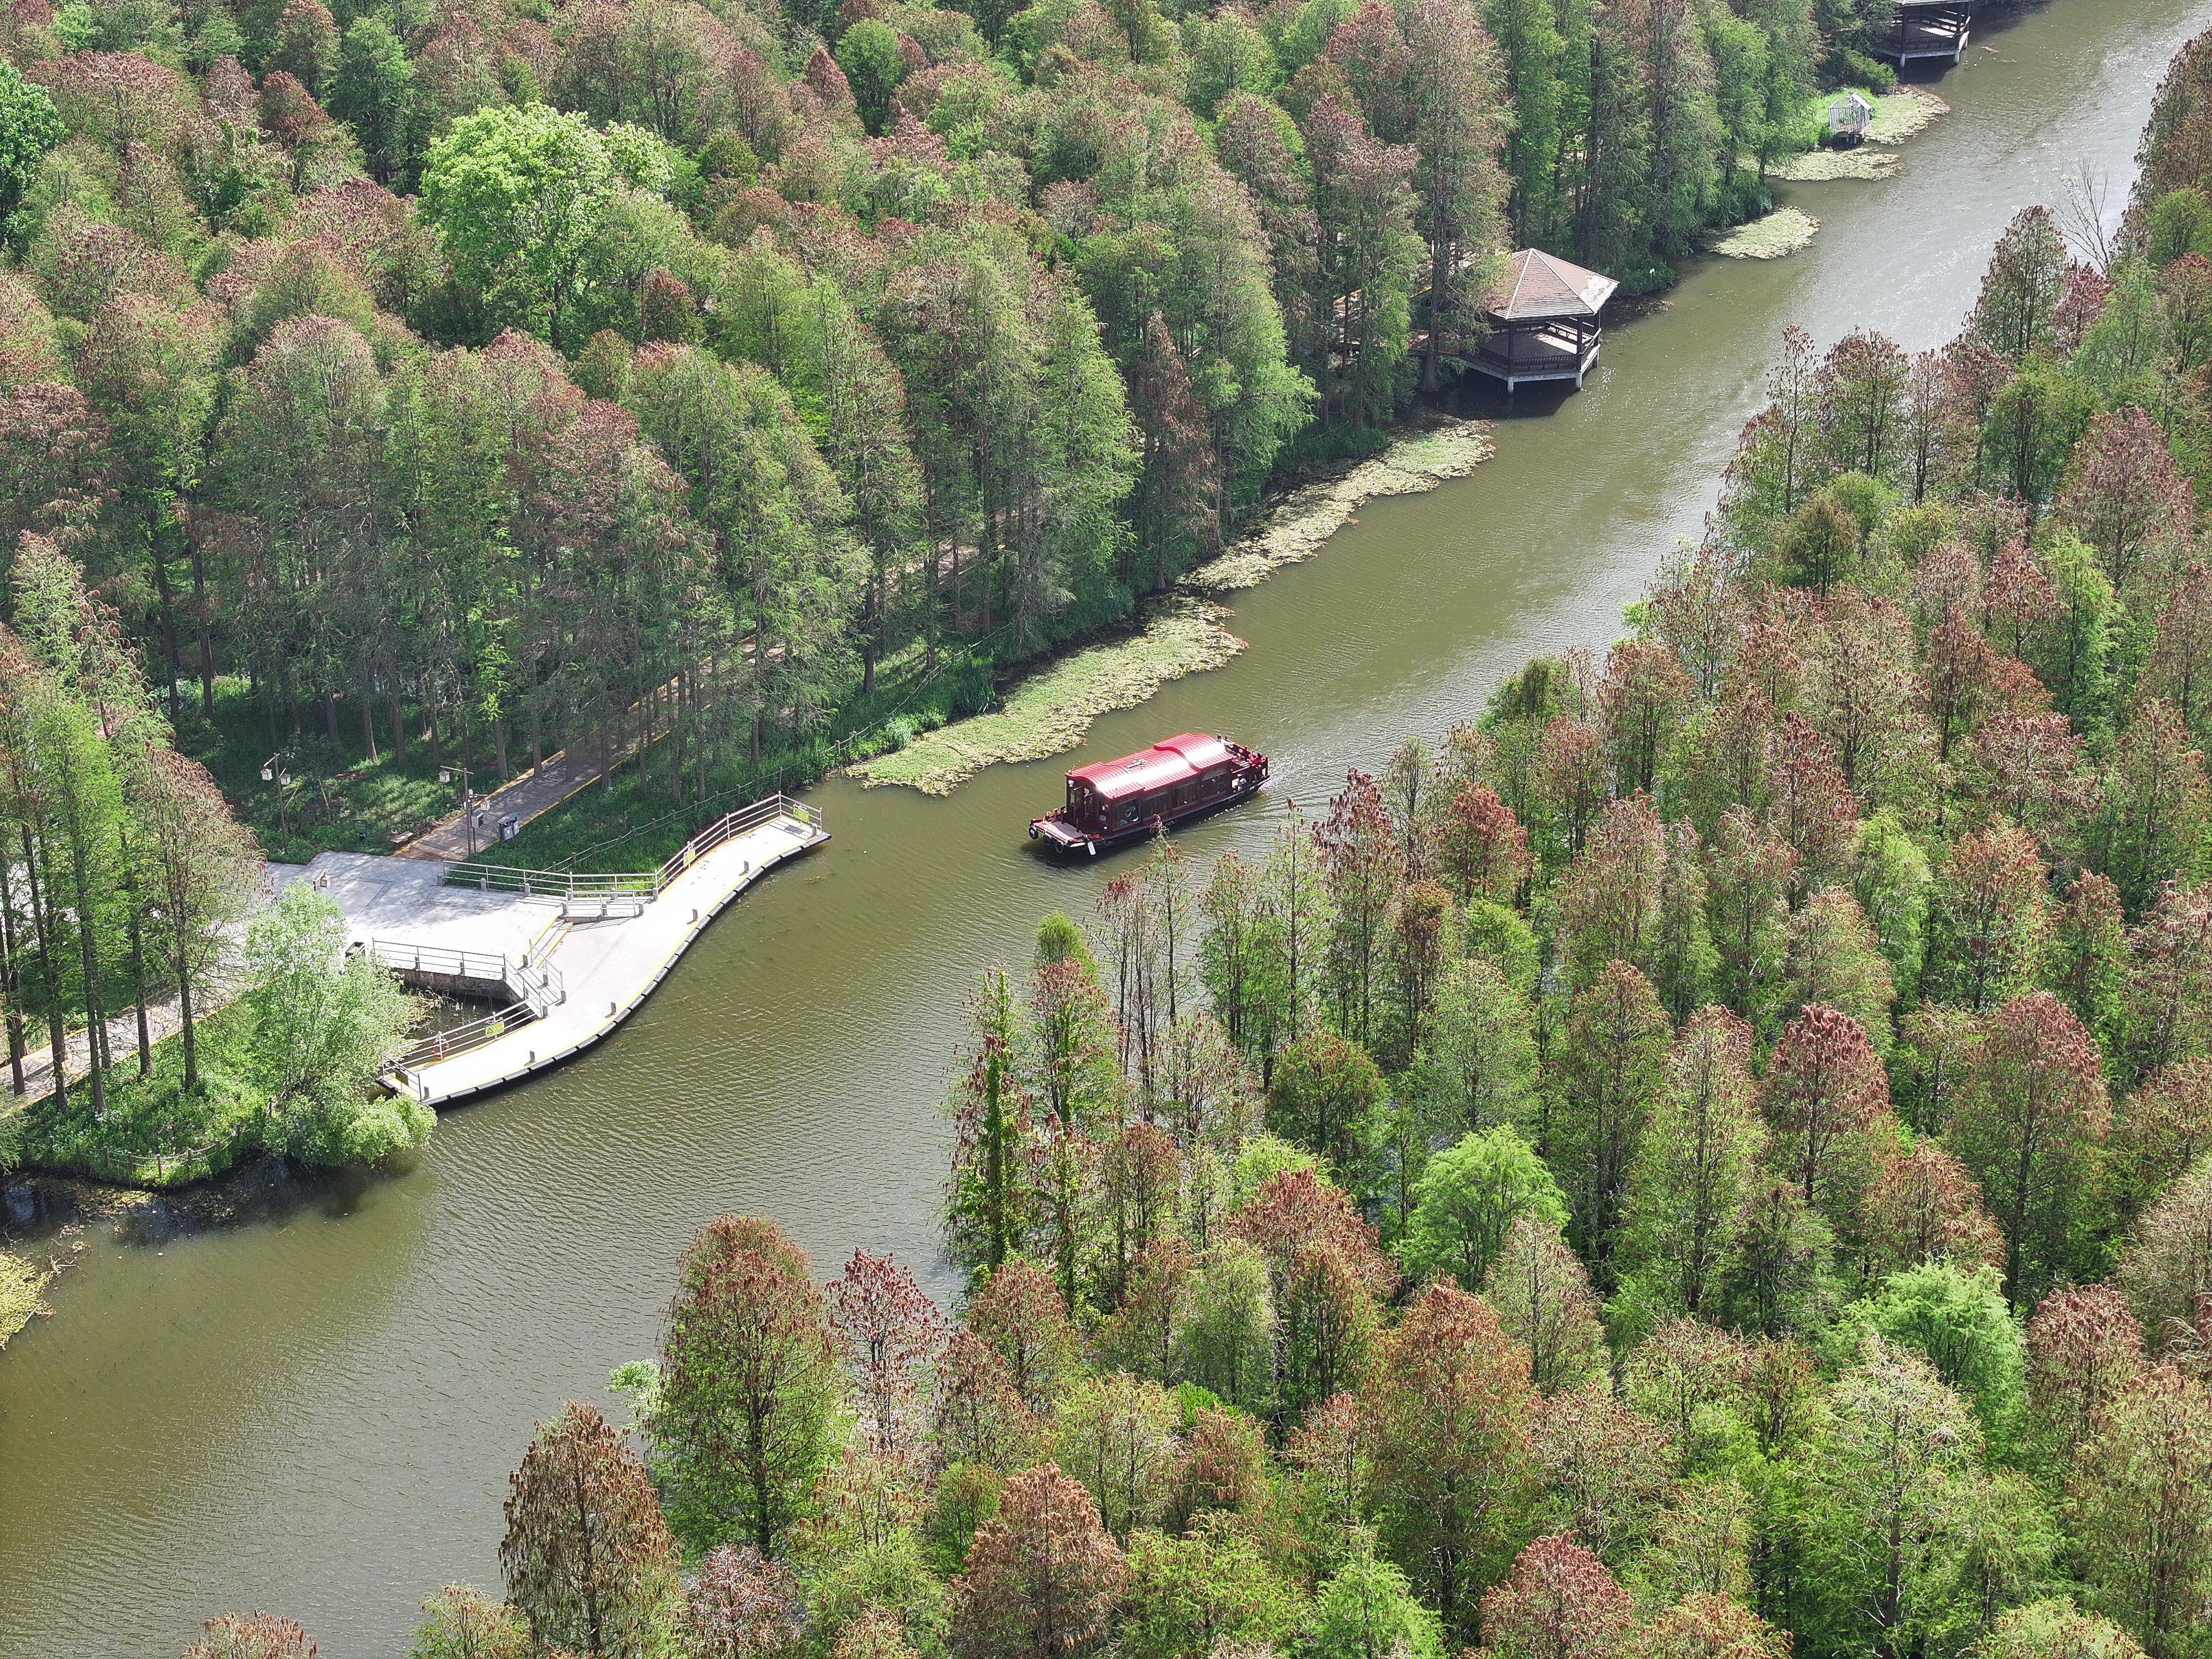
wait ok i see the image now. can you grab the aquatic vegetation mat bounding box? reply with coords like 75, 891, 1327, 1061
1869, 85, 1949, 144
852, 598, 1245, 795
1766, 148, 1900, 181
1712, 207, 1821, 260
0, 1250, 50, 1348
1186, 419, 1493, 594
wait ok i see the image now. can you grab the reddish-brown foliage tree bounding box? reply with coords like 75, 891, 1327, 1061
1361, 1279, 1538, 1640
1860, 1140, 2004, 1277
1962, 711, 2099, 851
1950, 993, 2111, 1305
687, 1546, 803, 1659
1927, 822, 2051, 1011
1537, 716, 1608, 857
1475, 1533, 1635, 1659
1640, 1594, 1791, 1659
499, 1402, 679, 1659
181, 1614, 319, 1659
1439, 782, 1532, 904
2058, 406, 2196, 591
2026, 1284, 2147, 1462
2126, 882, 2212, 1082
1770, 717, 1858, 898
828, 1247, 945, 1462
932, 1329, 1034, 1473
968, 1260, 1081, 1415
951, 1463, 1125, 1659
1555, 794, 1666, 983
1768, 1003, 1890, 1217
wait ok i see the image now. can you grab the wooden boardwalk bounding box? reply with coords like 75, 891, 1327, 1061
380, 800, 826, 1108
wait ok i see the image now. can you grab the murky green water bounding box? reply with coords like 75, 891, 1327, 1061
5, 4, 2208, 1651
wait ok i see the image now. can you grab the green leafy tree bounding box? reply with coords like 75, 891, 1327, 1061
237, 881, 422, 1164
420, 103, 617, 347
0, 60, 61, 225
329, 18, 416, 185
1402, 1124, 1567, 1291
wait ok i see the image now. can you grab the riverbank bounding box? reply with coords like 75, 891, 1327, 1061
853, 416, 1494, 795
7, 0, 2188, 1645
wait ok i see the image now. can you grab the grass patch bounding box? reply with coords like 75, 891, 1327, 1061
1187, 418, 1493, 595
852, 598, 1244, 796
178, 678, 459, 864
1710, 206, 1821, 260
0, 1249, 50, 1349
9, 1004, 272, 1188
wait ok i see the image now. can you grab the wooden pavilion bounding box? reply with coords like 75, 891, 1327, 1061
1470, 249, 1620, 393
1872, 0, 1972, 67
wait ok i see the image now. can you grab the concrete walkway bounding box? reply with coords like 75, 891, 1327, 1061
3, 800, 825, 1121
381, 806, 825, 1107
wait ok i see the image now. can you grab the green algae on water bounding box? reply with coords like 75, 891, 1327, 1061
0, 1250, 50, 1349
851, 597, 1245, 796
1712, 206, 1821, 260
1186, 418, 1493, 594
1766, 148, 1900, 182
1869, 85, 1949, 144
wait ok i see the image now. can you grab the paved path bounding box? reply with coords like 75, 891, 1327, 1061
382, 809, 825, 1107
393, 755, 602, 863
4, 801, 825, 1120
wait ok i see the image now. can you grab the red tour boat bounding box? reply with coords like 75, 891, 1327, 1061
1030, 733, 1270, 855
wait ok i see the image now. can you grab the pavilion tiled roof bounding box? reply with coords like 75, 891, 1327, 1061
1488, 249, 1620, 322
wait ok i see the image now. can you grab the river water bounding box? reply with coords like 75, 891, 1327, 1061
4, 4, 2208, 1651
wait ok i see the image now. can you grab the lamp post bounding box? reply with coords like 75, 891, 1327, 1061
262, 752, 299, 839
440, 763, 477, 855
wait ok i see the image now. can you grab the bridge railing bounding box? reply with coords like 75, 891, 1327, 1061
361, 937, 513, 985
442, 794, 822, 903
392, 1000, 536, 1072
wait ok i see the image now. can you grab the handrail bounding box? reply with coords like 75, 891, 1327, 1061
365, 936, 564, 1015
362, 938, 514, 984
394, 1001, 535, 1070
442, 794, 822, 902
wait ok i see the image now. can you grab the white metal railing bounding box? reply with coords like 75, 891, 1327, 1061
392, 1001, 534, 1071
442, 794, 822, 902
